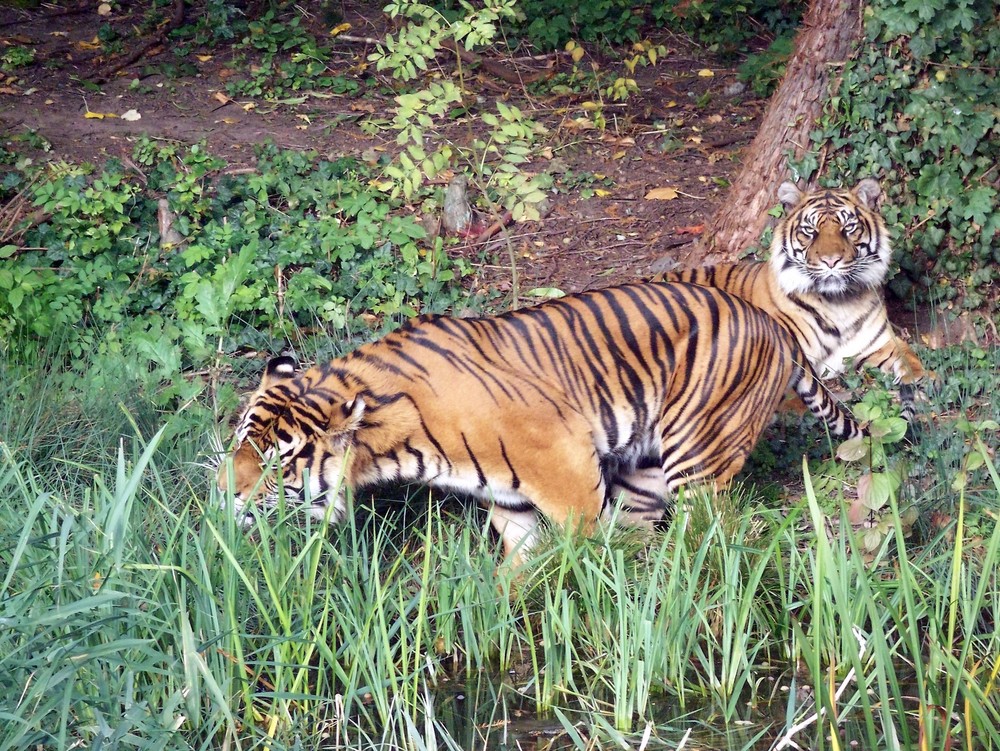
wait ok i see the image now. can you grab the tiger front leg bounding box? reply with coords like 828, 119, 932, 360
487, 504, 542, 568
488, 429, 606, 566
603, 465, 671, 528
488, 470, 606, 567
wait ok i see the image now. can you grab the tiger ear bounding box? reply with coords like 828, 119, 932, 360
777, 181, 803, 210
261, 356, 298, 388
853, 178, 882, 209
327, 396, 366, 436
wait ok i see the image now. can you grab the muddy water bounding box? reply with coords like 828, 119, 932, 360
424, 674, 780, 750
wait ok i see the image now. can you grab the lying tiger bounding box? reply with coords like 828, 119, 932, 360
218, 281, 862, 564
654, 179, 925, 419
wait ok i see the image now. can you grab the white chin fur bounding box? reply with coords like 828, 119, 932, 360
773, 255, 887, 297
774, 262, 817, 296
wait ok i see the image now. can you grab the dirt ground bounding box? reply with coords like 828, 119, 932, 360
0, 1, 775, 297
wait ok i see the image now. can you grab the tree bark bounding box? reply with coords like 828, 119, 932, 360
697, 0, 864, 261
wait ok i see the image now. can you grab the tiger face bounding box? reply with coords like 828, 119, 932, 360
217, 356, 367, 522
771, 178, 890, 298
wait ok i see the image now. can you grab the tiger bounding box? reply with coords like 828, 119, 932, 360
217, 281, 862, 565
653, 179, 925, 420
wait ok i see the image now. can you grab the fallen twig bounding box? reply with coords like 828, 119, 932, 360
472, 209, 514, 244
332, 33, 383, 46
0, 176, 49, 246
439, 38, 555, 85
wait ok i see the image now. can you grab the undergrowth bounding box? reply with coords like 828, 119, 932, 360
0, 141, 474, 405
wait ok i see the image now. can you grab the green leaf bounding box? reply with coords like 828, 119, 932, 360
837, 437, 868, 462
525, 287, 565, 299
964, 449, 986, 472
8, 286, 24, 311
862, 472, 897, 511
869, 416, 908, 443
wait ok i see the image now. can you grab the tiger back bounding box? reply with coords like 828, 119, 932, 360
653, 179, 925, 418
218, 282, 861, 564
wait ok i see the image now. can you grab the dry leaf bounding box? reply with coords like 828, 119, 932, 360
213, 92, 231, 105
674, 225, 704, 236
84, 111, 117, 119
216, 117, 237, 124
329, 22, 351, 36
242, 102, 255, 112
97, 3, 112, 16
50, 31, 69, 37
698, 69, 714, 77
645, 187, 679, 201
0, 86, 18, 95
197, 54, 213, 62
121, 109, 141, 121
566, 117, 596, 131
708, 114, 723, 124
688, 136, 703, 144
295, 114, 311, 123
847, 499, 869, 526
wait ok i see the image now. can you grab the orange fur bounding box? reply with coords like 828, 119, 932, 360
218, 282, 861, 564
654, 180, 925, 418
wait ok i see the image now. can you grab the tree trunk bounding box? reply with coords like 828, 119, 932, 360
698, 0, 864, 261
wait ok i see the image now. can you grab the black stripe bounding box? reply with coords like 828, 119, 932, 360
499, 439, 520, 490
462, 433, 487, 488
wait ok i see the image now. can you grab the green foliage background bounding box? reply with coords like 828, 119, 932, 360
798, 0, 999, 311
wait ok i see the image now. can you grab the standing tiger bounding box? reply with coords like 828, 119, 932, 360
218, 282, 861, 564
653, 179, 925, 419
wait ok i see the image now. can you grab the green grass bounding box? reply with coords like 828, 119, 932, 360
2, 342, 999, 751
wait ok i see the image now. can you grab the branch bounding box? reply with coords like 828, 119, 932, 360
88, 0, 185, 83
0, 3, 89, 30
0, 176, 49, 246
439, 39, 556, 85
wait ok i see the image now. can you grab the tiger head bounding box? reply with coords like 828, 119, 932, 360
217, 356, 366, 523
770, 178, 890, 298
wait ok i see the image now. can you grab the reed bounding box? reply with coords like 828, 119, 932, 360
2, 342, 998, 750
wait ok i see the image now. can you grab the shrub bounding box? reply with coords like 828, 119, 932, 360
0, 141, 473, 389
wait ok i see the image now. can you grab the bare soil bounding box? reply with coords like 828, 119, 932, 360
0, 1, 771, 297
